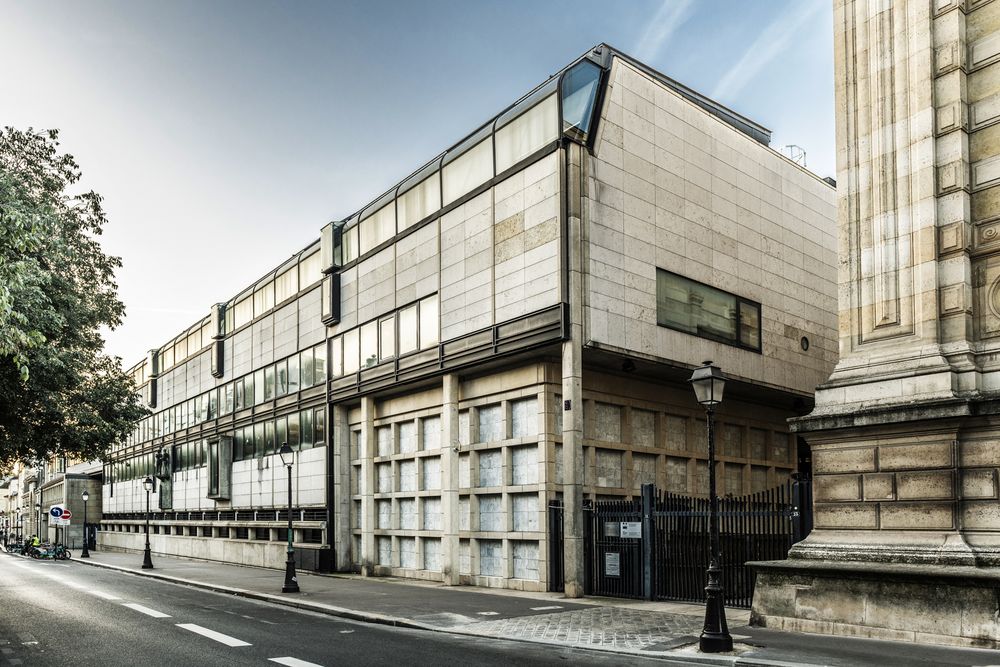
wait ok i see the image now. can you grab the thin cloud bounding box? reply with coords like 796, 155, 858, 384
711, 1, 823, 102
634, 0, 696, 63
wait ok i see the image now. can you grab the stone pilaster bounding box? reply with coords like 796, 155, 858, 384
440, 374, 461, 585
331, 404, 353, 571
359, 396, 377, 575
751, 0, 1000, 649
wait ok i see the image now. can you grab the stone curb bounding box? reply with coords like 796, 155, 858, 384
66, 556, 815, 667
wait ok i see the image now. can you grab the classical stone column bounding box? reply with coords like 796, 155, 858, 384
751, 0, 1000, 648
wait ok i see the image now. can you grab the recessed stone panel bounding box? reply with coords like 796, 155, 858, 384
961, 439, 1000, 467
880, 502, 955, 530
814, 474, 862, 502
961, 469, 997, 499
896, 470, 955, 500
962, 501, 1000, 530
878, 442, 954, 471
813, 447, 877, 474
814, 502, 878, 529
863, 473, 895, 500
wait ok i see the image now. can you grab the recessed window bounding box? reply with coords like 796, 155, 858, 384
655, 269, 761, 352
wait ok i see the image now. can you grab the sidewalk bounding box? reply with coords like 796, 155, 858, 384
66, 549, 998, 666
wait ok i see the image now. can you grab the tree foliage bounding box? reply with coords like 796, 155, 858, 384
0, 127, 147, 468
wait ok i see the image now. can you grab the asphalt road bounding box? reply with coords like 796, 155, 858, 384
0, 553, 678, 667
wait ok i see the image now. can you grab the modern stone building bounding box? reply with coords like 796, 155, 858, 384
102, 44, 837, 594
752, 0, 1000, 649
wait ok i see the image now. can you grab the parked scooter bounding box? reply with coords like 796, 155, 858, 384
29, 542, 72, 560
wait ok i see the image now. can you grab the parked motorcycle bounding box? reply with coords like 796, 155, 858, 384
29, 543, 72, 560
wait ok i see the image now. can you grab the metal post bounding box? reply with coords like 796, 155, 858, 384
81, 496, 90, 558
699, 405, 732, 652
282, 461, 299, 593
641, 483, 654, 601
142, 484, 153, 569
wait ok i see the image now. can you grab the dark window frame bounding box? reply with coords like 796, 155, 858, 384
654, 268, 762, 353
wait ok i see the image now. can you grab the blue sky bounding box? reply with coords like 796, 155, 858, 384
1, 0, 835, 366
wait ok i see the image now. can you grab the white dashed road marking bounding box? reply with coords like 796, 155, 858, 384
121, 603, 171, 618
87, 590, 121, 601
530, 606, 563, 611
477, 611, 499, 616
176, 624, 250, 647
270, 658, 325, 667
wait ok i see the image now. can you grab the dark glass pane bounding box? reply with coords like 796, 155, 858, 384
287, 413, 300, 450
561, 60, 602, 136
314, 408, 325, 446
656, 270, 737, 344
264, 366, 275, 401
300, 410, 313, 449
265, 420, 276, 456
739, 300, 761, 350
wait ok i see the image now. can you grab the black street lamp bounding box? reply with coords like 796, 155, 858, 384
141, 476, 154, 569
278, 442, 299, 593
16, 507, 21, 543
34, 502, 41, 542
689, 360, 733, 654
81, 490, 91, 558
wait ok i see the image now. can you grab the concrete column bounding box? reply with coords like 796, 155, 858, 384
440, 373, 461, 585
562, 141, 585, 598
359, 396, 377, 575
331, 404, 353, 571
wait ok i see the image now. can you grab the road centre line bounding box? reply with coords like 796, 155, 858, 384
269, 658, 324, 667
87, 590, 121, 601
530, 605, 563, 611
176, 624, 250, 647
121, 603, 171, 618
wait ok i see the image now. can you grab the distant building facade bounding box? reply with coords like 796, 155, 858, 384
102, 45, 837, 593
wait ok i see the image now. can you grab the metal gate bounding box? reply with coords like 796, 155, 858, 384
547, 500, 565, 593
579, 478, 811, 608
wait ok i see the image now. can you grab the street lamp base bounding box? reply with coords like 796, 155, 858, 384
282, 555, 299, 593
142, 547, 154, 569
80, 549, 90, 558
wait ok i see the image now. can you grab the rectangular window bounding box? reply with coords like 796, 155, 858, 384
419, 295, 439, 349
379, 316, 395, 361
287, 412, 300, 450
359, 203, 395, 256
254, 369, 266, 404
223, 383, 234, 415
300, 348, 315, 387
265, 420, 276, 456
495, 94, 558, 173
300, 409, 314, 450
360, 320, 378, 368
655, 269, 761, 351
343, 328, 360, 374
253, 422, 265, 458
276, 359, 288, 396
253, 282, 274, 317
233, 296, 253, 329
264, 365, 276, 401
207, 390, 218, 420
243, 375, 254, 408
443, 137, 493, 206
342, 226, 358, 264
299, 251, 323, 287
314, 407, 325, 447
233, 429, 245, 461
313, 342, 327, 382
274, 266, 299, 303
287, 355, 300, 393
398, 304, 418, 354
329, 337, 342, 378
397, 173, 440, 231
276, 416, 287, 451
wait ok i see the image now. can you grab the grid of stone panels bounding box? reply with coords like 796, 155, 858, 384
579, 379, 798, 501
456, 388, 548, 589
359, 408, 444, 579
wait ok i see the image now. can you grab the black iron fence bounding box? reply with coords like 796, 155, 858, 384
578, 478, 811, 608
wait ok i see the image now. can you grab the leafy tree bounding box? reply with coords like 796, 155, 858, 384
0, 127, 147, 469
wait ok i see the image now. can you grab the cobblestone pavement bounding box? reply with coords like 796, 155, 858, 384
457, 607, 707, 651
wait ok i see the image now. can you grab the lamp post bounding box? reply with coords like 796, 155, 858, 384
16, 507, 21, 543
81, 490, 91, 558
278, 442, 299, 593
34, 502, 41, 543
689, 360, 733, 653
141, 476, 154, 569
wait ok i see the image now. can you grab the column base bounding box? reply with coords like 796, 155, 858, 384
749, 557, 1000, 649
